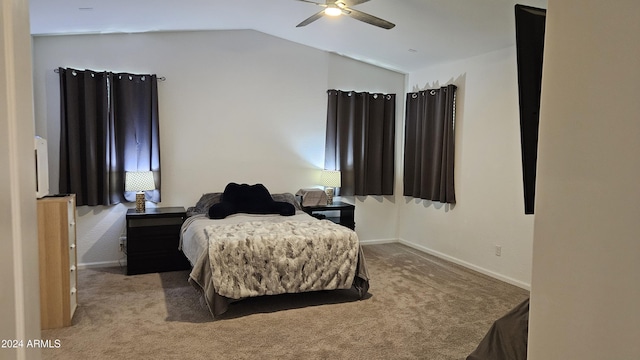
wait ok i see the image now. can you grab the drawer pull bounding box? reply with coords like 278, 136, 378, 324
70, 265, 76, 272
70, 287, 77, 295
70, 244, 76, 249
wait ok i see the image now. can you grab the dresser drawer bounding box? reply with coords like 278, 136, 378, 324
69, 264, 77, 318
38, 194, 77, 329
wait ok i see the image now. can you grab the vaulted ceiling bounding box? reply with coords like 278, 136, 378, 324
29, 0, 547, 73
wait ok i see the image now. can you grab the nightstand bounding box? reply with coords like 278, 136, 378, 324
125, 207, 191, 275
302, 201, 355, 230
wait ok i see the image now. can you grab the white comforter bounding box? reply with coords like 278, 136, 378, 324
180, 212, 318, 266
180, 211, 369, 317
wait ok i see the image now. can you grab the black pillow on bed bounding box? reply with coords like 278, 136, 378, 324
208, 201, 235, 219
208, 183, 295, 219
271, 201, 297, 216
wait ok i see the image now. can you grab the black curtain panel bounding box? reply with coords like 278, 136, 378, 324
324, 90, 395, 196
515, 5, 546, 214
113, 73, 161, 203
59, 67, 161, 206
59, 68, 120, 206
403, 85, 457, 203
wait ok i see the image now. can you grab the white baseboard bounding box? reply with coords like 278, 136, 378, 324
360, 238, 530, 291
78, 260, 125, 270
397, 239, 531, 290
359, 238, 397, 245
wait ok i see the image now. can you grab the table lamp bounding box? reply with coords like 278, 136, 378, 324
320, 170, 341, 205
125, 171, 156, 212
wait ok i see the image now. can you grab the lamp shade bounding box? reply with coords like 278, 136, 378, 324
320, 170, 341, 188
125, 171, 156, 192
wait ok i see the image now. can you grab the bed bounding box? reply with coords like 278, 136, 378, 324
179, 184, 370, 317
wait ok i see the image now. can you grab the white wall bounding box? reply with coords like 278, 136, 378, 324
327, 54, 405, 243
32, 30, 405, 267
528, 0, 640, 358
0, 0, 42, 358
400, 47, 534, 288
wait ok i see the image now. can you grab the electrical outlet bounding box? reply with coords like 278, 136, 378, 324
495, 245, 502, 256
119, 236, 126, 252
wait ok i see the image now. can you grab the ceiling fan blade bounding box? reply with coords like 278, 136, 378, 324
294, 0, 325, 5
296, 10, 326, 27
342, 0, 371, 6
345, 7, 395, 29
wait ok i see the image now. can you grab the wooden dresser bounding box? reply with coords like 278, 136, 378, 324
37, 194, 77, 329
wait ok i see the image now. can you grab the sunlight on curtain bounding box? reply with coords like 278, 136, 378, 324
58, 67, 161, 206
403, 84, 457, 203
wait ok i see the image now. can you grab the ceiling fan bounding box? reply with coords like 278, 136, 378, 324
295, 0, 395, 30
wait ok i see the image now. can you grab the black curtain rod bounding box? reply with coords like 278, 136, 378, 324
53, 68, 166, 81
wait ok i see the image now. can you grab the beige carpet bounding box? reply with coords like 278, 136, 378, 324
41, 243, 528, 360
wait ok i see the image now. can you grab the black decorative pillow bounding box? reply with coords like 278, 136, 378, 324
222, 183, 273, 211
208, 183, 295, 219
208, 201, 237, 220
271, 201, 296, 216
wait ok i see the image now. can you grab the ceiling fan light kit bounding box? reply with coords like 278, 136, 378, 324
296, 0, 395, 29
324, 7, 342, 16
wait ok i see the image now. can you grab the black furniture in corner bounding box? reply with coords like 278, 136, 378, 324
125, 207, 191, 275
302, 201, 355, 230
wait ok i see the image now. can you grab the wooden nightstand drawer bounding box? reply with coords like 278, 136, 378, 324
125, 207, 190, 275
126, 252, 190, 275
127, 224, 184, 253
302, 201, 355, 230
128, 217, 184, 228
